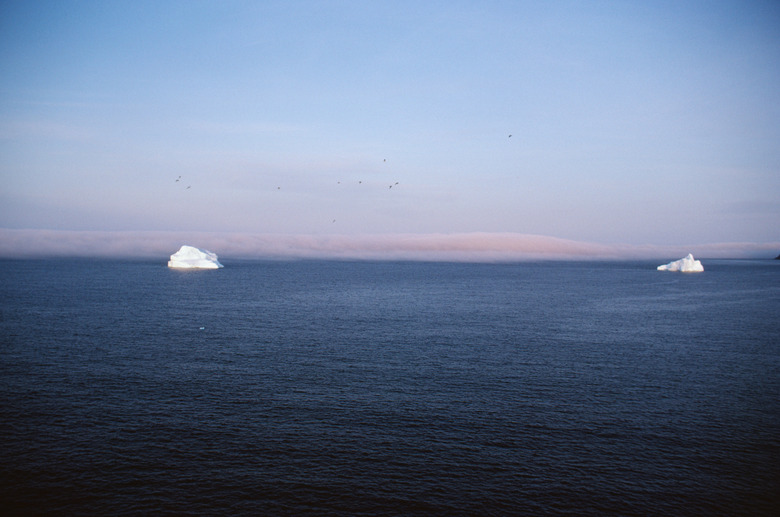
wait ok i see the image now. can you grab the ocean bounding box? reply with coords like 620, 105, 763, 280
1, 258, 778, 515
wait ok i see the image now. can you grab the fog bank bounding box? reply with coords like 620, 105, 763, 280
0, 229, 777, 262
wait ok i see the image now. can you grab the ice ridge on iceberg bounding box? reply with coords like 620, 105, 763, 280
168, 245, 223, 269
657, 253, 703, 272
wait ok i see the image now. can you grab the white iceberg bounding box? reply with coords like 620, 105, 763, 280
168, 245, 223, 269
657, 253, 703, 272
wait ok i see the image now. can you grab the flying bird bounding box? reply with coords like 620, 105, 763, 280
186, 185, 191, 189
508, 134, 512, 138
175, 176, 181, 182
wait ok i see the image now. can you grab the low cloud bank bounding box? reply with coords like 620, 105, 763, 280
0, 228, 777, 261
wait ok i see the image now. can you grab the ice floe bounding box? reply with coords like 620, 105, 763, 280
168, 245, 223, 269
657, 253, 703, 272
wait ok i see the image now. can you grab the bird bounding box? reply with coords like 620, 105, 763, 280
186, 185, 191, 189
508, 134, 512, 138
175, 176, 181, 182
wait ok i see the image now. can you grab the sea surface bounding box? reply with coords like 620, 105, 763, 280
1, 258, 778, 516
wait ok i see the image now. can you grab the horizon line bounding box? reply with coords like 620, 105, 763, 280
0, 228, 777, 262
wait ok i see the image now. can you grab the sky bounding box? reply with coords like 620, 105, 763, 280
1, 0, 778, 260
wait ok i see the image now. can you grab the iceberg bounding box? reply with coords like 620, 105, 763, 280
657, 253, 703, 272
168, 245, 223, 269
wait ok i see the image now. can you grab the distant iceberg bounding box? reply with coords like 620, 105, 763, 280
168, 245, 223, 269
657, 253, 703, 272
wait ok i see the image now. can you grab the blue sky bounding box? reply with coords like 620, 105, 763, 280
1, 1, 778, 258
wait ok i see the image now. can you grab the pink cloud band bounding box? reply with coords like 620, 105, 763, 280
0, 228, 777, 261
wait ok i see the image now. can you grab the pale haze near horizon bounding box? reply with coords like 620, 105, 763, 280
1, 1, 778, 259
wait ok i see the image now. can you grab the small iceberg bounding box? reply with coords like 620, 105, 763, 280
657, 253, 703, 273
168, 245, 223, 269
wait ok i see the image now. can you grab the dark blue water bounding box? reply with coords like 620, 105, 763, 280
1, 258, 778, 515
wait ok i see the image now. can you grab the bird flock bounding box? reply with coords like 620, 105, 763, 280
174, 135, 513, 225
174, 175, 191, 190
176, 158, 401, 193
174, 158, 402, 225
